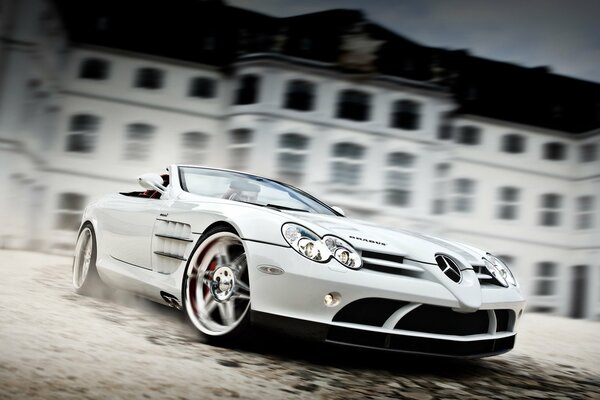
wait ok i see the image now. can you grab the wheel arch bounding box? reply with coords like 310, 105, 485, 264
200, 220, 239, 237
79, 219, 96, 234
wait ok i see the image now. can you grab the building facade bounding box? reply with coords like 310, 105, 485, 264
1, 0, 599, 319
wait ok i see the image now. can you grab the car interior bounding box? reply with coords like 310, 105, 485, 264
120, 173, 170, 199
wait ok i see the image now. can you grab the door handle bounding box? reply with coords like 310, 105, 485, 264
159, 213, 168, 217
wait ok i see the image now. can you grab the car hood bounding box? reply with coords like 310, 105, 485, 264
286, 211, 486, 267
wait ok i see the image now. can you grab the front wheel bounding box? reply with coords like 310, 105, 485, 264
183, 227, 252, 342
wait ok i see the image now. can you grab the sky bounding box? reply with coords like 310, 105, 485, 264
229, 0, 600, 83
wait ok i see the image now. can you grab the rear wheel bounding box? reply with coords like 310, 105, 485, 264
183, 227, 251, 342
72, 224, 105, 295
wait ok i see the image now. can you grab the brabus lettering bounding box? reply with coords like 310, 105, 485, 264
349, 236, 387, 246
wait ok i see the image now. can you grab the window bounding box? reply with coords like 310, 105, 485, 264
437, 116, 453, 140
432, 163, 451, 214
65, 114, 100, 153
390, 100, 421, 130
466, 85, 478, 101
124, 123, 155, 161
496, 186, 520, 220
181, 132, 210, 165
276, 133, 310, 185
575, 195, 595, 230
579, 143, 597, 162
501, 134, 526, 154
78, 58, 110, 80
330, 142, 365, 185
299, 37, 313, 51
283, 80, 315, 111
203, 34, 216, 51
134, 67, 164, 89
188, 77, 217, 98
385, 152, 416, 207
55, 193, 86, 231
534, 262, 558, 296
234, 74, 260, 105
456, 126, 481, 145
21, 79, 40, 128
452, 178, 476, 213
539, 193, 562, 226
543, 142, 567, 161
228, 129, 253, 170
336, 90, 371, 122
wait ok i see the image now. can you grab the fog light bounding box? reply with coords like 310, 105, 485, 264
323, 292, 341, 307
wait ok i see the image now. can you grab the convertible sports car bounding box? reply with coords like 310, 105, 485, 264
73, 165, 526, 357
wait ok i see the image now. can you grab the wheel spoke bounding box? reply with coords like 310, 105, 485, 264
218, 301, 235, 325
235, 280, 250, 293
216, 242, 230, 265
232, 292, 250, 301
231, 258, 247, 277
82, 260, 90, 279
202, 270, 214, 286
204, 294, 217, 315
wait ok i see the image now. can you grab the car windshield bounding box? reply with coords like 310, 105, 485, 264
178, 167, 338, 216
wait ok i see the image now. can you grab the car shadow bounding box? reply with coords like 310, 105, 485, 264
94, 290, 502, 378
231, 328, 494, 378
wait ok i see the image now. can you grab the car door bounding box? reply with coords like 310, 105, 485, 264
99, 194, 165, 270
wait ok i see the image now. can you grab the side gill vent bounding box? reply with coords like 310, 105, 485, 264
435, 254, 462, 283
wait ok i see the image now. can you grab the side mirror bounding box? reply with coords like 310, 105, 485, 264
138, 173, 165, 192
332, 206, 345, 216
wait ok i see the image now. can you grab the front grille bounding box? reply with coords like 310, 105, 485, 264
360, 251, 423, 278
361, 250, 404, 264
473, 265, 505, 287
332, 298, 408, 326
362, 263, 422, 278
495, 309, 512, 332
333, 298, 514, 339
394, 305, 489, 336
435, 254, 462, 283
327, 326, 516, 357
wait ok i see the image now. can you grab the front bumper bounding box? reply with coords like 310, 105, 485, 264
251, 311, 516, 358
244, 240, 525, 357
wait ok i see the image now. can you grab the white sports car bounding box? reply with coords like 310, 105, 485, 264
73, 165, 526, 357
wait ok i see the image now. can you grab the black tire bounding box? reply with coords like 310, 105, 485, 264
182, 225, 252, 344
72, 223, 107, 296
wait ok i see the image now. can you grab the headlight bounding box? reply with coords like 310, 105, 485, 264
281, 223, 362, 269
324, 235, 362, 269
483, 254, 517, 287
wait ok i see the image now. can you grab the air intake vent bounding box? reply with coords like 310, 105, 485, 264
435, 254, 462, 283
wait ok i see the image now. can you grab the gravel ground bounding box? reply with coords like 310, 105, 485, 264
0, 250, 598, 399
